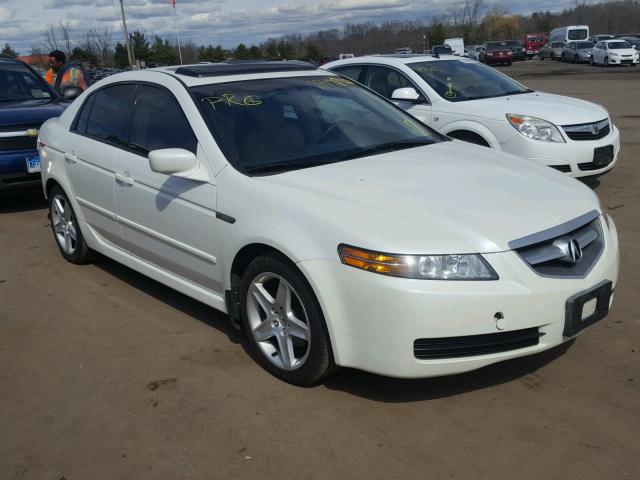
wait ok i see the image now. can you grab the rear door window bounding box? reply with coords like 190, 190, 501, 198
363, 66, 413, 99
84, 84, 137, 146
331, 65, 365, 83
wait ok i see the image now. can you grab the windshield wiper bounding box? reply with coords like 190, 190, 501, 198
245, 159, 337, 175
339, 140, 434, 161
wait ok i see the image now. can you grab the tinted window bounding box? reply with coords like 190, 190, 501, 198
607, 41, 631, 49
85, 84, 136, 144
72, 94, 95, 134
129, 86, 197, 155
364, 66, 413, 98
568, 29, 588, 40
332, 65, 364, 82
576, 42, 593, 49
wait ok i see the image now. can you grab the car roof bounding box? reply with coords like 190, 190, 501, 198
322, 54, 475, 69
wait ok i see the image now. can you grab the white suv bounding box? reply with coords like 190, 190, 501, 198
39, 62, 619, 385
323, 55, 620, 177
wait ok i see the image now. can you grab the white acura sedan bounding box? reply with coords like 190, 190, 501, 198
39, 62, 619, 385
322, 55, 620, 177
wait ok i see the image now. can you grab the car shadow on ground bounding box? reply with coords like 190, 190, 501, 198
0, 188, 47, 214
94, 256, 242, 346
321, 341, 574, 402
95, 254, 575, 401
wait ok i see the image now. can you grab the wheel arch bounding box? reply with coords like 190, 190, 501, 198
441, 121, 501, 149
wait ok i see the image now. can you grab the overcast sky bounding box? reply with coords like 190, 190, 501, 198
1, 0, 575, 54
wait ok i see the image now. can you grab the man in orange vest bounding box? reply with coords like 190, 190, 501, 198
45, 50, 88, 91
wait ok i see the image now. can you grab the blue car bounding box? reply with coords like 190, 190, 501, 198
0, 56, 68, 191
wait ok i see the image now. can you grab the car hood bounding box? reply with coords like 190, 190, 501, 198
256, 141, 600, 255
609, 48, 638, 55
458, 91, 609, 125
0, 100, 67, 128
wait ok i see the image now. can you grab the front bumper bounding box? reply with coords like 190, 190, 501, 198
0, 149, 41, 190
298, 216, 619, 378
500, 123, 621, 177
607, 56, 639, 65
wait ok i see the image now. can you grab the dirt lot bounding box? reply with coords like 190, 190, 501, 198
1, 60, 638, 480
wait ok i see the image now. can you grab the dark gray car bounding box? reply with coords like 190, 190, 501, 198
562, 41, 594, 63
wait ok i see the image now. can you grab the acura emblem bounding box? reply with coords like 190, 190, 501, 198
565, 239, 583, 264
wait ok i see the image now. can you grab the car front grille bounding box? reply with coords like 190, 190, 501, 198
549, 164, 571, 173
414, 328, 543, 359
510, 210, 604, 278
562, 119, 610, 141
0, 136, 38, 151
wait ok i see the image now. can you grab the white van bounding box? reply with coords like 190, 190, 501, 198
444, 37, 465, 56
550, 25, 590, 43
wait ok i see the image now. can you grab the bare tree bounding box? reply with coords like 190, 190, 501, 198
59, 21, 72, 57
41, 25, 60, 53
447, 0, 487, 42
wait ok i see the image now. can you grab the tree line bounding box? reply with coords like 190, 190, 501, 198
5, 0, 639, 68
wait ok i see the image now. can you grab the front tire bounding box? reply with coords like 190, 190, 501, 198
48, 186, 94, 264
574, 55, 579, 64
590, 55, 595, 65
604, 57, 609, 67
240, 253, 335, 385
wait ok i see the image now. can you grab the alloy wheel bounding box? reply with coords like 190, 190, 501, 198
51, 193, 77, 255
246, 272, 311, 371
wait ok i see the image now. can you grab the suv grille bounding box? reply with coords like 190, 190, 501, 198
510, 211, 604, 278
414, 328, 543, 359
0, 136, 37, 151
562, 119, 610, 141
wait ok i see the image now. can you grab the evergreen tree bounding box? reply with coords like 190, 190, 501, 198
1, 43, 18, 58
113, 42, 129, 68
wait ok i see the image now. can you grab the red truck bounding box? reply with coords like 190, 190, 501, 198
521, 33, 548, 58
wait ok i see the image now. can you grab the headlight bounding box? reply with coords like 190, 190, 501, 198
506, 114, 565, 143
338, 244, 498, 280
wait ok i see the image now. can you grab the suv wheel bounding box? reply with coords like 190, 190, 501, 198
49, 186, 94, 264
240, 253, 335, 385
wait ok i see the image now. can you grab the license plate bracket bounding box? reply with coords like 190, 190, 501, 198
593, 145, 614, 168
564, 280, 612, 337
26, 155, 41, 174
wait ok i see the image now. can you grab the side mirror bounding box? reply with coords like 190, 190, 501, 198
62, 86, 83, 100
148, 148, 209, 182
391, 87, 422, 103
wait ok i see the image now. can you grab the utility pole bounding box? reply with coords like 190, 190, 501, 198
119, 0, 134, 68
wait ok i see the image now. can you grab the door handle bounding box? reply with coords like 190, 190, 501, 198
115, 172, 134, 186
64, 152, 78, 164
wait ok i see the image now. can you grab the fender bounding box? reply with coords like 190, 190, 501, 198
440, 120, 503, 150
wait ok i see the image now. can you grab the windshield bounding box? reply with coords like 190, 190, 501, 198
608, 41, 631, 49
526, 35, 545, 42
575, 42, 593, 49
190, 76, 442, 174
487, 43, 509, 51
568, 29, 588, 40
0, 65, 53, 103
409, 60, 530, 103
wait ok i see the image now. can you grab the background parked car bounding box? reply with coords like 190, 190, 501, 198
504, 40, 525, 61
562, 41, 594, 63
0, 56, 68, 191
431, 44, 453, 56
539, 42, 566, 60
589, 34, 615, 44
465, 45, 482, 61
521, 33, 547, 58
484, 41, 513, 65
591, 39, 639, 66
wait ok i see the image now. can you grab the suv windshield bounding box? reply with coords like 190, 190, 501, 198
0, 64, 53, 103
568, 29, 588, 40
191, 76, 442, 174
408, 60, 531, 102
608, 41, 631, 49
486, 42, 509, 51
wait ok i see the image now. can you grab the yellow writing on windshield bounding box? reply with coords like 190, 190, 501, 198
311, 78, 354, 90
202, 94, 263, 109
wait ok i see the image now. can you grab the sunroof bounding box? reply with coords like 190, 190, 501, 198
174, 61, 317, 78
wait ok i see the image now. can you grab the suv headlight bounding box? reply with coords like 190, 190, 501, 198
338, 245, 498, 280
507, 114, 565, 143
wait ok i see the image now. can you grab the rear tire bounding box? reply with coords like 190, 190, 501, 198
574, 55, 579, 64
590, 55, 595, 65
48, 186, 94, 264
240, 253, 335, 385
